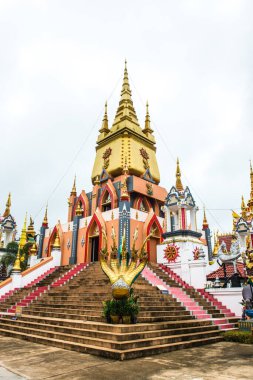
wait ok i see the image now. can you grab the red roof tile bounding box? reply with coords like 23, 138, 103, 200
207, 262, 247, 280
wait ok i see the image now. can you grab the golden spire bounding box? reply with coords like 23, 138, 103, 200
3, 193, 11, 218
175, 158, 184, 192
52, 229, 61, 249
143, 101, 153, 134
241, 195, 247, 219
27, 216, 35, 238
19, 213, 27, 249
202, 207, 209, 230
213, 231, 220, 256
248, 160, 253, 211
112, 60, 139, 128
99, 101, 109, 133
75, 202, 83, 216
30, 242, 37, 256
94, 175, 100, 186
43, 205, 48, 227
12, 247, 21, 272
71, 175, 77, 196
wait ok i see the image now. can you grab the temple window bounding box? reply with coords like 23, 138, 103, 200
139, 201, 147, 212
102, 191, 112, 212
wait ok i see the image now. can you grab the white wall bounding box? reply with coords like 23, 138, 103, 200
206, 288, 242, 317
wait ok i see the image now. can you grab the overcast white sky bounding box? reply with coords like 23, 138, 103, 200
1, 0, 253, 236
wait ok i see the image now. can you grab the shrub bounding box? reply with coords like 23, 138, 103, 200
102, 290, 140, 322
223, 330, 253, 344
6, 242, 19, 254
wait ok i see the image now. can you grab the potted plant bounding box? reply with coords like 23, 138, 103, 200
120, 299, 131, 324
109, 299, 120, 324
102, 300, 111, 323
102, 290, 140, 324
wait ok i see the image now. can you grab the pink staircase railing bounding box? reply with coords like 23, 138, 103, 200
158, 264, 236, 330
160, 264, 235, 318
142, 267, 210, 319
6, 263, 87, 314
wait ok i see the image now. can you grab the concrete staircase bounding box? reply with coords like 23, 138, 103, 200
0, 262, 227, 360
0, 265, 72, 313
149, 263, 238, 330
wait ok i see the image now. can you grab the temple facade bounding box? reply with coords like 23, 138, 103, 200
38, 63, 168, 265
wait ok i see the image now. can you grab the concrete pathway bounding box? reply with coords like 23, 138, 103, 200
0, 337, 252, 379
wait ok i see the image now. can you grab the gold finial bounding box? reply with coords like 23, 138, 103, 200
52, 229, 61, 249
143, 101, 153, 134
213, 230, 219, 256
202, 207, 208, 229
27, 216, 35, 238
3, 192, 11, 218
241, 195, 246, 209
19, 213, 27, 249
12, 247, 21, 272
123, 156, 129, 175
30, 242, 37, 256
43, 204, 48, 227
99, 101, 109, 133
94, 175, 100, 185
122, 60, 131, 99
241, 195, 247, 219
121, 178, 129, 200
175, 158, 184, 192
112, 60, 139, 128
249, 161, 253, 211
71, 175, 77, 196
75, 202, 83, 216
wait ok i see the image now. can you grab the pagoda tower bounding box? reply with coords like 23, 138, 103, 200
39, 63, 167, 265
92, 61, 160, 185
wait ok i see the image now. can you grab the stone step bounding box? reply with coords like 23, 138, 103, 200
0, 317, 219, 341
0, 321, 221, 350
21, 309, 195, 323
26, 306, 192, 317
0, 326, 223, 360
30, 303, 187, 312
13, 314, 213, 332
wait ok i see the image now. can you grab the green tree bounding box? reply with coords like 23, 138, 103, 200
6, 241, 19, 254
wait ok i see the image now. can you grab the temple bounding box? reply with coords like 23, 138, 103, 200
38, 62, 167, 266
0, 63, 242, 360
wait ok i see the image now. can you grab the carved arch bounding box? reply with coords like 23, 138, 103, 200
47, 224, 63, 257
143, 212, 163, 262
99, 180, 118, 211
84, 210, 106, 263
72, 191, 89, 218
134, 196, 152, 212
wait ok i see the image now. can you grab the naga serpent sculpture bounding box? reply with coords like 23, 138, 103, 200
100, 225, 154, 299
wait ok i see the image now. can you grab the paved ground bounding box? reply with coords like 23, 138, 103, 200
0, 337, 252, 380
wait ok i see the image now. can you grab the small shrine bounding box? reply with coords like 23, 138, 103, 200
156, 160, 212, 288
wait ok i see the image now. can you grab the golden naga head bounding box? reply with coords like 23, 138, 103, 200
100, 225, 154, 299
